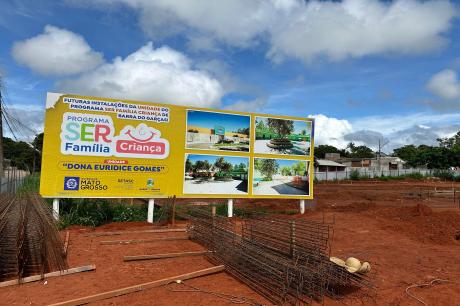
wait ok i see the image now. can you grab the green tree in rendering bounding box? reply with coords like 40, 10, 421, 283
195, 160, 211, 171
266, 119, 295, 150
214, 157, 232, 172
267, 119, 294, 139
185, 158, 193, 173
237, 162, 247, 171
292, 162, 306, 176
256, 120, 266, 131
280, 166, 292, 176
258, 159, 279, 180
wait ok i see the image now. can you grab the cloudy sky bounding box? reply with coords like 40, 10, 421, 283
1, 0, 460, 152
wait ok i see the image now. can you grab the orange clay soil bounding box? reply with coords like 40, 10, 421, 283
1, 180, 459, 305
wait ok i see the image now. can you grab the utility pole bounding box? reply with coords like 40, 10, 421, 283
377, 138, 389, 172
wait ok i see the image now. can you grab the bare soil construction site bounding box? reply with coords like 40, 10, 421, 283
1, 180, 459, 305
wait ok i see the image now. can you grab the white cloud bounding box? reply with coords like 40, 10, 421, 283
2, 104, 44, 141
57, 42, 224, 107
426, 69, 460, 100
107, 0, 272, 47
343, 130, 388, 148
351, 112, 460, 135
268, 0, 456, 63
225, 97, 267, 112
11, 25, 104, 76
308, 114, 353, 148
308, 113, 460, 152
82, 0, 457, 63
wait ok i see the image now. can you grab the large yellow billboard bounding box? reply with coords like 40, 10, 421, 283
40, 93, 314, 199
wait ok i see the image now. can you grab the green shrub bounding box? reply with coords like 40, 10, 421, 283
17, 173, 40, 193
57, 198, 147, 228
433, 170, 455, 181
112, 204, 147, 222
349, 169, 361, 181
404, 172, 425, 180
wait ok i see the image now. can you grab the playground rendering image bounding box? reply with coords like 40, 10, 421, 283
186, 110, 250, 152
253, 158, 309, 196
254, 117, 312, 156
183, 154, 249, 195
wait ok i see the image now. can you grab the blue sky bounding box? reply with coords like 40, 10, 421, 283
186, 154, 248, 166
1, 0, 460, 152
268, 158, 307, 169
187, 110, 250, 132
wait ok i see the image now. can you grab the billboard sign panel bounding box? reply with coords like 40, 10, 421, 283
40, 93, 314, 199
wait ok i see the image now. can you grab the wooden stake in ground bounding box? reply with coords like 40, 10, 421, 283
100, 236, 188, 245
171, 195, 176, 227
0, 265, 95, 288
63, 231, 70, 255
124, 250, 210, 262
84, 228, 186, 237
49, 265, 225, 306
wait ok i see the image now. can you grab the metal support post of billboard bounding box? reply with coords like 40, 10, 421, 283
52, 199, 59, 220
299, 199, 305, 214
147, 199, 154, 223
227, 199, 233, 218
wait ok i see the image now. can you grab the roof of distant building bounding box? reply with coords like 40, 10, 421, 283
316, 159, 347, 167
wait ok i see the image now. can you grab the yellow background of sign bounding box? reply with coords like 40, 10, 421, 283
40, 93, 315, 199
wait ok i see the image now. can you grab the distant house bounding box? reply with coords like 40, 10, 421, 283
325, 155, 406, 171
315, 159, 347, 172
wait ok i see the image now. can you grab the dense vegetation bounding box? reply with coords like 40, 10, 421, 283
315, 131, 460, 169
3, 133, 42, 171
345, 169, 460, 182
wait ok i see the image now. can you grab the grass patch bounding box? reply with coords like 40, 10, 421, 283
349, 169, 361, 181
17, 172, 40, 193
432, 170, 458, 181
57, 198, 150, 228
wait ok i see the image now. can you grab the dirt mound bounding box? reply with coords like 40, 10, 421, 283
368, 205, 460, 245
413, 203, 433, 216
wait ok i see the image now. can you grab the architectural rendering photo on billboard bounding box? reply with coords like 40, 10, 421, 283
183, 154, 249, 195
186, 110, 250, 152
253, 158, 310, 196
254, 116, 312, 156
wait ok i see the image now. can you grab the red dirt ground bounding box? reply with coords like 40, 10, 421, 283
1, 180, 460, 305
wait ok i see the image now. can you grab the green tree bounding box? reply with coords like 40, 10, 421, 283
32, 133, 44, 152
258, 159, 279, 180
214, 157, 232, 173
393, 145, 418, 167
267, 119, 294, 139
185, 158, 193, 172
346, 142, 375, 158
2, 137, 35, 171
437, 131, 460, 149
314, 144, 343, 158
195, 160, 211, 171
292, 162, 307, 175
254, 158, 262, 171
280, 166, 292, 176
255, 120, 266, 131
236, 128, 250, 135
